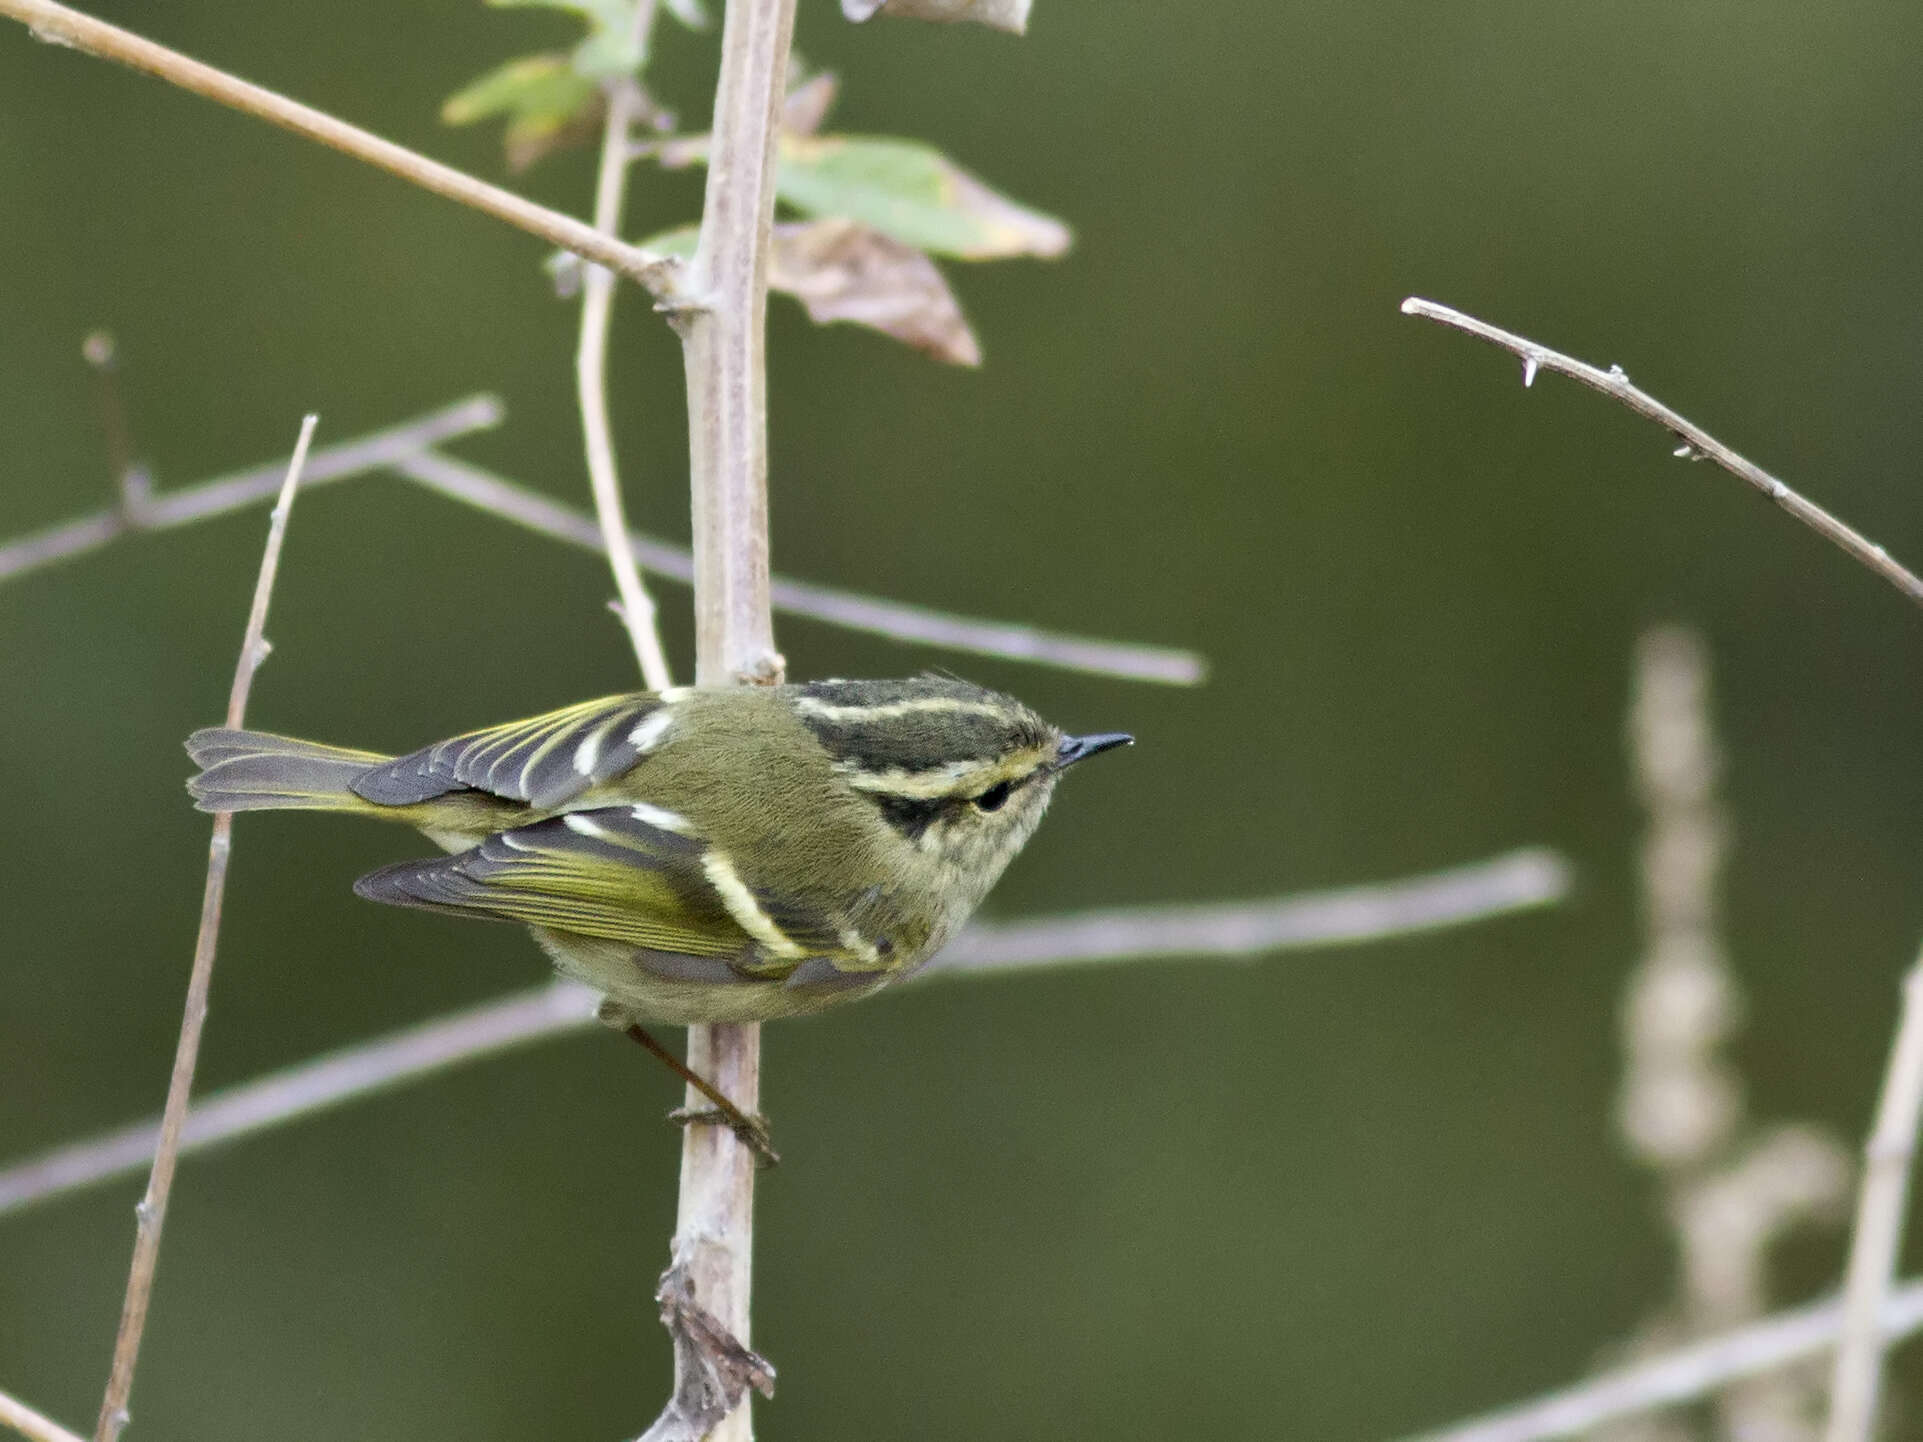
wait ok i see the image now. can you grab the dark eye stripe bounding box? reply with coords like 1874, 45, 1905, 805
869, 792, 953, 841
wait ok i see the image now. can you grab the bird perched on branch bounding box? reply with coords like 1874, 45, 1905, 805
186, 675, 1130, 1157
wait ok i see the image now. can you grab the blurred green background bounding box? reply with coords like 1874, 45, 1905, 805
4, 2, 1922, 1438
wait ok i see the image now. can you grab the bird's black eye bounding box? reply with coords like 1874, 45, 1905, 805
974, 780, 1013, 812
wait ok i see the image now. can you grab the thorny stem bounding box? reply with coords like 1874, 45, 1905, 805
94, 416, 318, 1442
1399, 297, 1923, 608
0, 0, 680, 296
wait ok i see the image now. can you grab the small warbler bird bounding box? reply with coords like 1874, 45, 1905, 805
186, 676, 1131, 1028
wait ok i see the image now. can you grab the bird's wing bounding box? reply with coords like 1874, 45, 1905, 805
351, 693, 672, 812
352, 804, 883, 974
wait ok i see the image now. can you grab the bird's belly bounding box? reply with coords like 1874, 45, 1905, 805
530, 927, 893, 1025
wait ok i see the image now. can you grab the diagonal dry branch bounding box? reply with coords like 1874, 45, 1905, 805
0, 1388, 87, 1442
0, 1, 680, 296
1399, 297, 1923, 608
93, 416, 317, 1442
1, 416, 1204, 684
393, 449, 1206, 683
0, 848, 1570, 1220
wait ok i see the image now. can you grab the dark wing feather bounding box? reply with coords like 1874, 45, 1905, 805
352, 694, 667, 811
352, 804, 887, 977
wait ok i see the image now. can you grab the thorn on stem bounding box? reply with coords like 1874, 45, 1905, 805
1521, 355, 1540, 388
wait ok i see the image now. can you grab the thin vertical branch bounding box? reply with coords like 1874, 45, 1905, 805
1825, 952, 1923, 1442
579, 0, 674, 692
649, 2, 796, 1440
94, 415, 318, 1442
681, 0, 791, 689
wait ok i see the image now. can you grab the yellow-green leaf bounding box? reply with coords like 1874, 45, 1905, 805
442, 53, 595, 127
776, 136, 1070, 261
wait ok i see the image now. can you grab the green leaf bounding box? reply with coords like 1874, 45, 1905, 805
442, 53, 595, 127
774, 136, 1070, 260
442, 52, 602, 171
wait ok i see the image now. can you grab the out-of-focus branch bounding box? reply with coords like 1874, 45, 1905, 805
1400, 1280, 1923, 1442
395, 449, 1204, 683
0, 1389, 87, 1442
0, 1, 680, 295
0, 396, 501, 585
924, 847, 1569, 976
1399, 297, 1923, 608
1825, 953, 1923, 1442
0, 849, 1570, 1219
0, 982, 600, 1217
0, 421, 1204, 684
94, 416, 317, 1442
577, 2, 673, 692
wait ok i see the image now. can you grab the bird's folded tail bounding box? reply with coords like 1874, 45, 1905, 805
186, 728, 391, 815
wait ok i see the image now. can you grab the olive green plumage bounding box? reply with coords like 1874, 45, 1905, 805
185, 677, 1130, 1025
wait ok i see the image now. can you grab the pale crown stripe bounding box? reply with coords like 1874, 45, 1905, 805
629, 709, 675, 754
701, 849, 804, 959
795, 695, 1012, 724
630, 802, 694, 834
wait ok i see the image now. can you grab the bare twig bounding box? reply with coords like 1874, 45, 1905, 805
94, 416, 317, 1442
0, 396, 501, 584
644, 1, 798, 1435
1399, 297, 1923, 607
0, 0, 680, 296
578, 2, 673, 692
1400, 1280, 1923, 1442
1825, 953, 1923, 1442
0, 1389, 88, 1442
0, 850, 1569, 1218
394, 449, 1204, 683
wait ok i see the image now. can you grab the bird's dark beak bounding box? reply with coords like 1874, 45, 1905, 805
1054, 732, 1134, 771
